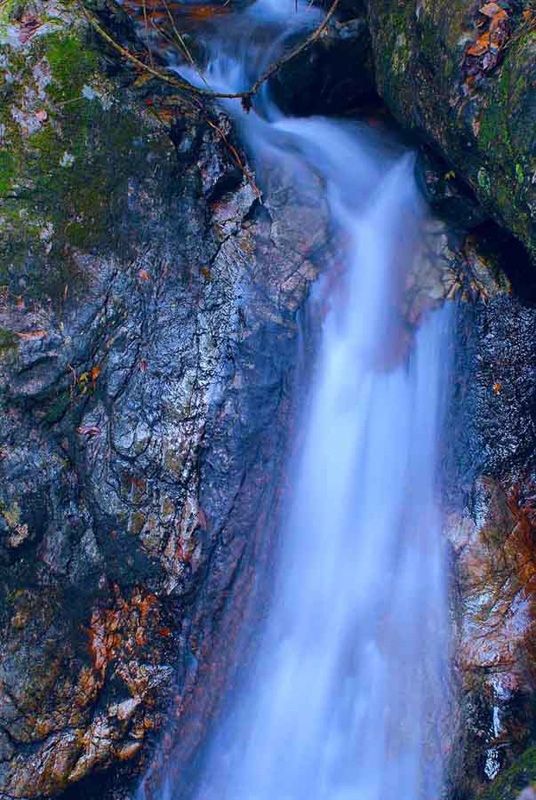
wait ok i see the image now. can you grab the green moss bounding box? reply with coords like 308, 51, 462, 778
516, 162, 525, 185
478, 167, 491, 194
0, 13, 175, 303
42, 32, 99, 103
0, 150, 14, 196
41, 391, 71, 425
0, 0, 16, 32
0, 327, 18, 357
480, 745, 536, 800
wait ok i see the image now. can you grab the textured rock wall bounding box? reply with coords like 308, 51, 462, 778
361, 3, 536, 797
0, 3, 329, 796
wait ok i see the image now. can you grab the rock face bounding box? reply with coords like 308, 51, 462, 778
0, 3, 328, 796
444, 290, 536, 799
365, 0, 536, 263
360, 3, 536, 797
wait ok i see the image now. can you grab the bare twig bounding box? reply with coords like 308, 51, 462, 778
79, 0, 340, 106
205, 117, 262, 199
141, 0, 155, 68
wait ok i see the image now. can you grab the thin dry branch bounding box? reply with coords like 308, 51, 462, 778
79, 0, 340, 107
205, 117, 262, 198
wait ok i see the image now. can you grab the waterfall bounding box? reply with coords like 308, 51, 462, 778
160, 2, 452, 797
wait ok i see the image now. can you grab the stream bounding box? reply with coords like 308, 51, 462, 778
160, 1, 452, 796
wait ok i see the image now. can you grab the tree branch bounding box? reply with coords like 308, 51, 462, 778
80, 0, 340, 108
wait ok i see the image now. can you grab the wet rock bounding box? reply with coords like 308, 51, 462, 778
365, 0, 536, 264
269, 14, 376, 116
442, 275, 536, 797
415, 148, 489, 230
0, 1, 329, 797
518, 787, 536, 800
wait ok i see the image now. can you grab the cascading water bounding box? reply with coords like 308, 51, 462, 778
158, 2, 452, 797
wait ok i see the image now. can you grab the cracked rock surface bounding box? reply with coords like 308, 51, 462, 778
0, 3, 329, 796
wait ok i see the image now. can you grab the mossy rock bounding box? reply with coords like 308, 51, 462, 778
365, 0, 536, 263
0, 1, 176, 302
480, 745, 536, 800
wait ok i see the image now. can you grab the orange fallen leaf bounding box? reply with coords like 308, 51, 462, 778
489, 8, 508, 32
493, 382, 502, 395
467, 31, 490, 56
140, 359, 148, 372
138, 269, 151, 281
90, 365, 101, 382
16, 329, 46, 340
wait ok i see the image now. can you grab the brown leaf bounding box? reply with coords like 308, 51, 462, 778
140, 359, 148, 372
76, 426, 101, 437
493, 382, 502, 395
16, 329, 46, 340
480, 2, 501, 16
18, 14, 42, 43
90, 365, 101, 382
138, 269, 151, 281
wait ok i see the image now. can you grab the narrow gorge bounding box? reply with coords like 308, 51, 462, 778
1, 1, 536, 800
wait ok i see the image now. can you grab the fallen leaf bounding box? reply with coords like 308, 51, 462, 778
16, 329, 46, 340
138, 269, 151, 281
493, 382, 502, 395
76, 426, 101, 437
133, 72, 154, 88
90, 365, 101, 382
18, 14, 41, 43
480, 2, 501, 16
467, 31, 490, 56
489, 7, 508, 32
140, 359, 148, 372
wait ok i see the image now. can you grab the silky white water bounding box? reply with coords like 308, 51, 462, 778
162, 3, 451, 797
